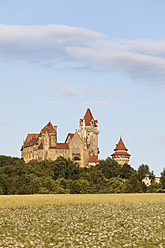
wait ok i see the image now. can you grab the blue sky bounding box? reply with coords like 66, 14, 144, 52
1, 0, 165, 175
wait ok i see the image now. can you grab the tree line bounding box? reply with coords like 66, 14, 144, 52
0, 155, 165, 194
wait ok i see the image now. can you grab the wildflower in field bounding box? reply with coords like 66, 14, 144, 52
0, 202, 164, 247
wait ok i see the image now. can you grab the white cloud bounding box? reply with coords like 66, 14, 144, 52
66, 40, 165, 82
1, 24, 165, 83
0, 24, 102, 62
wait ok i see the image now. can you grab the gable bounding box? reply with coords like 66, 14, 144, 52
68, 132, 84, 148
41, 122, 54, 134
65, 133, 74, 143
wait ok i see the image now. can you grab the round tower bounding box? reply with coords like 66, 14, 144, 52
111, 137, 131, 165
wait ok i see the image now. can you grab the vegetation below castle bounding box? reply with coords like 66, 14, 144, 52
0, 155, 165, 195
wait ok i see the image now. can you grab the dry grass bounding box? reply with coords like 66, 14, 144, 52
0, 193, 165, 209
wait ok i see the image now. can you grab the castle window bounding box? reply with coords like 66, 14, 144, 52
72, 144, 80, 155
73, 156, 81, 161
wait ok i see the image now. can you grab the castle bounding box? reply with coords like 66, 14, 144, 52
21, 109, 99, 167
21, 108, 131, 166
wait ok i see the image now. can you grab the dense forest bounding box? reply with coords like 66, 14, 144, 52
0, 155, 165, 194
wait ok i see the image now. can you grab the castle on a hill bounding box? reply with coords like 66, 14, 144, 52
21, 108, 131, 167
21, 109, 99, 167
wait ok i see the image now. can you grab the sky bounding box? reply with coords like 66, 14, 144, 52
1, 0, 165, 176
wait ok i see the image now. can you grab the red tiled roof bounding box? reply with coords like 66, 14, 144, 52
56, 143, 69, 149
28, 137, 38, 146
24, 134, 39, 147
112, 151, 130, 156
115, 138, 127, 151
84, 108, 93, 126
23, 122, 54, 148
41, 122, 54, 134
81, 108, 98, 127
88, 155, 99, 163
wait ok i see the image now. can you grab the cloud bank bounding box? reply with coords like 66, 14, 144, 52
0, 24, 102, 63
1, 24, 165, 82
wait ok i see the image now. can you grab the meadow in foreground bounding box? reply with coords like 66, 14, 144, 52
0, 194, 165, 247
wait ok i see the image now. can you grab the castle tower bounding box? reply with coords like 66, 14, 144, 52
111, 137, 131, 165
40, 122, 57, 148
79, 108, 99, 158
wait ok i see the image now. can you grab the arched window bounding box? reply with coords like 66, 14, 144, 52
72, 144, 80, 155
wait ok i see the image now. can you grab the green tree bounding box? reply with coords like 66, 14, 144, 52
119, 164, 136, 179
53, 178, 70, 194
141, 182, 147, 193
41, 176, 57, 192
97, 157, 120, 179
137, 164, 155, 183
0, 186, 3, 195
69, 178, 91, 194
147, 181, 163, 193
105, 177, 124, 193
0, 175, 8, 194
160, 168, 165, 189
123, 174, 142, 193
51, 156, 80, 180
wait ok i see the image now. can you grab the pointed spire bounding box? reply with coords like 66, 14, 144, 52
84, 108, 94, 126
115, 137, 127, 151
80, 108, 98, 127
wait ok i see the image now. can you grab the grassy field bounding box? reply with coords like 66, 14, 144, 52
0, 194, 165, 247
0, 193, 165, 209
